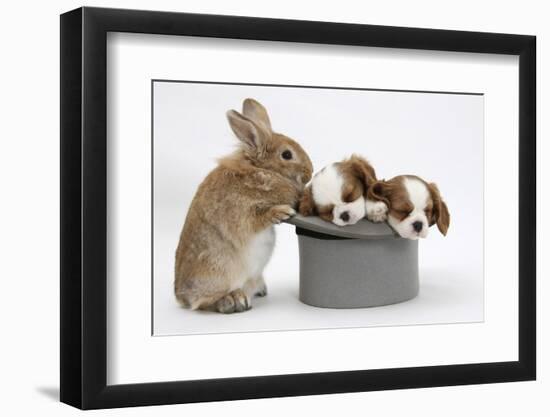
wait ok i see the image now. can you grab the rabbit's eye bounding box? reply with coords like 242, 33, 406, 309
282, 150, 293, 160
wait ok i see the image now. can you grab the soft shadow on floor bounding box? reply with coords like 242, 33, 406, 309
36, 386, 59, 401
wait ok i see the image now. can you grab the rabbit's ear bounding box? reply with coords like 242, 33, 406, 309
226, 110, 266, 151
242, 98, 272, 132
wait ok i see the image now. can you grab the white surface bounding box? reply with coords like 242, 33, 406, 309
152, 81, 485, 336
1, 1, 547, 416
107, 32, 518, 385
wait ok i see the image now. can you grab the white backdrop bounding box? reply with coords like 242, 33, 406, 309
153, 81, 484, 336
0, 1, 546, 416
108, 32, 516, 385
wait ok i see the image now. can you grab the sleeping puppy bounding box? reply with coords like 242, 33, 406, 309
299, 155, 386, 226
367, 175, 450, 239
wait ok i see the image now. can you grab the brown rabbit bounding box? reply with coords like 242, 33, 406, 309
175, 98, 313, 313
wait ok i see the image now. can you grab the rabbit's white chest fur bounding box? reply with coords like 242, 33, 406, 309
244, 226, 276, 279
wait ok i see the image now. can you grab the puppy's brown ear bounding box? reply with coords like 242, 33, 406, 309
428, 182, 450, 236
298, 185, 316, 216
349, 154, 377, 190
367, 180, 391, 207
242, 98, 272, 132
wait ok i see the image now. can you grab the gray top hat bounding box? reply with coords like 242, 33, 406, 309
285, 215, 419, 309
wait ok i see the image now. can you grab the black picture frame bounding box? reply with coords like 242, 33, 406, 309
60, 6, 536, 410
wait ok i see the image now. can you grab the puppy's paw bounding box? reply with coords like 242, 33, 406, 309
269, 204, 296, 224
216, 290, 250, 314
366, 200, 388, 223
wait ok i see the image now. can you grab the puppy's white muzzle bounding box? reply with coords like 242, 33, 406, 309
332, 196, 366, 226
388, 211, 429, 240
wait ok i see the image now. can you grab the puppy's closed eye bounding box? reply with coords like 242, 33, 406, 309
424, 207, 433, 221
342, 182, 363, 203
392, 209, 411, 221
317, 205, 334, 222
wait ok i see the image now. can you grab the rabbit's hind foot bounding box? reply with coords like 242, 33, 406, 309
215, 289, 251, 314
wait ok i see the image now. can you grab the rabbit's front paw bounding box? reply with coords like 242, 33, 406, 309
216, 289, 250, 314
366, 200, 388, 223
269, 204, 296, 224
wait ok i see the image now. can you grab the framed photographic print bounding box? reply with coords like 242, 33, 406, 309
60, 6, 536, 409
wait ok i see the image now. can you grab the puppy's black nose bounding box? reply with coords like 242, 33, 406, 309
412, 221, 423, 232
340, 211, 350, 222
